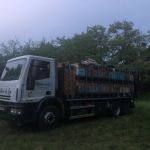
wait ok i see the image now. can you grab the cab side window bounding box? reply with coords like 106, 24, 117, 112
30, 60, 50, 80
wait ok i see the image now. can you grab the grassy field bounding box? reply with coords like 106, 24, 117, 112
0, 97, 150, 150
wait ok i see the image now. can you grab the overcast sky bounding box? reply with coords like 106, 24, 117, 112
0, 0, 149, 42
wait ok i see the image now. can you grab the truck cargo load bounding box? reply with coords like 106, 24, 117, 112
57, 63, 134, 98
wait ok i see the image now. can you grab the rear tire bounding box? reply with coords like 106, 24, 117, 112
109, 102, 121, 117
38, 105, 61, 130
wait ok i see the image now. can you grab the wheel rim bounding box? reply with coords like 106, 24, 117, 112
115, 107, 120, 116
44, 112, 56, 125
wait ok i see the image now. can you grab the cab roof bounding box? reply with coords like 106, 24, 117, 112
8, 55, 55, 62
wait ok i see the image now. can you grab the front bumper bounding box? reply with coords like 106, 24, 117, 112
0, 101, 38, 124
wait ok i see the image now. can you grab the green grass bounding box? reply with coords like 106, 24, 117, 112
0, 97, 150, 150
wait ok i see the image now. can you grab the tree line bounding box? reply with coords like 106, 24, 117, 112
0, 21, 150, 91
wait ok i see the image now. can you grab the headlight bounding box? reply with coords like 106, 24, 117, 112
10, 108, 22, 115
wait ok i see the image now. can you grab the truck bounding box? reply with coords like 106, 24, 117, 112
0, 55, 136, 129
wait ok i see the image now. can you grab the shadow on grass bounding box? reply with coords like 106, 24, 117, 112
4, 112, 133, 134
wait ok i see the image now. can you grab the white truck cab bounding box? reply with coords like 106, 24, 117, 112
0, 55, 56, 103
0, 55, 60, 128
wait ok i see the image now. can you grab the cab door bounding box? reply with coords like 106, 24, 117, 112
23, 59, 55, 102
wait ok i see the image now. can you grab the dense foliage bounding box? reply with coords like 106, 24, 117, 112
0, 21, 149, 91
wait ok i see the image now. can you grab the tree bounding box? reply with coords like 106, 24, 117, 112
55, 25, 108, 63
0, 39, 22, 56
107, 21, 142, 66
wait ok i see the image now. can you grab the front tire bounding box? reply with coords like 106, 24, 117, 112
38, 105, 61, 130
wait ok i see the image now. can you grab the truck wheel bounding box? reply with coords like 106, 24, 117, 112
109, 103, 121, 117
38, 105, 60, 130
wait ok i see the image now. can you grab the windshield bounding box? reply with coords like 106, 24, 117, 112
1, 58, 26, 81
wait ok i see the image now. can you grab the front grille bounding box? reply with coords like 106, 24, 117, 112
0, 95, 10, 101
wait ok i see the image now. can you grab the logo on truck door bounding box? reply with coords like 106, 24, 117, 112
28, 91, 32, 97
